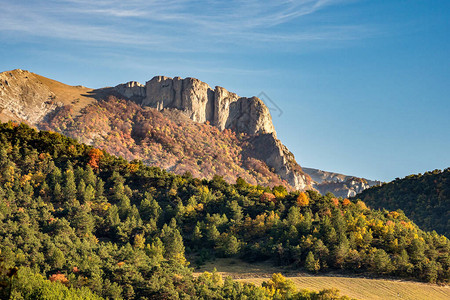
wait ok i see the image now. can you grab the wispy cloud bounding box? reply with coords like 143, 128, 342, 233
0, 0, 371, 51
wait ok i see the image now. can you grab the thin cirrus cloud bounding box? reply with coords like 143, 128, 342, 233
0, 0, 369, 51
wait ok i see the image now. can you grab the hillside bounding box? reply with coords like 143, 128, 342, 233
38, 96, 299, 189
0, 69, 376, 196
0, 69, 94, 123
354, 169, 450, 237
0, 122, 449, 299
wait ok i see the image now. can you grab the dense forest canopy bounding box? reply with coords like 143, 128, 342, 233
354, 169, 449, 237
0, 122, 448, 299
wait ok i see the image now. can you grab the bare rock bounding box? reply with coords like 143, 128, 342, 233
0, 70, 60, 124
303, 167, 381, 197
248, 133, 312, 190
114, 81, 145, 99
213, 86, 239, 130
226, 96, 275, 136
116, 76, 276, 136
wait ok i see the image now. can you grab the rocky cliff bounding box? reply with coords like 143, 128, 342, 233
113, 76, 308, 190
114, 76, 275, 136
248, 133, 310, 190
302, 167, 381, 197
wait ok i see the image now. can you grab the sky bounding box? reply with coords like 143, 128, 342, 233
0, 0, 449, 182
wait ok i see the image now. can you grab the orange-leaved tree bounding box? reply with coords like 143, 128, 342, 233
296, 192, 309, 206
87, 148, 103, 170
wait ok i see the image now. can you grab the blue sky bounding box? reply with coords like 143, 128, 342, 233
0, 0, 449, 182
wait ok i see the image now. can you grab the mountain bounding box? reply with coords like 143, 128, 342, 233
303, 167, 381, 198
0, 123, 448, 299
0, 69, 375, 195
0, 69, 95, 123
353, 169, 450, 237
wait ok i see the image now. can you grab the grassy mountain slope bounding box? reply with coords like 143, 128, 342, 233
354, 169, 450, 237
0, 69, 94, 123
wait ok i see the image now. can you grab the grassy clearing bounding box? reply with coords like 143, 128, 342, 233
193, 258, 450, 300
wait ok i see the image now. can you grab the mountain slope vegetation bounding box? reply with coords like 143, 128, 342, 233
39, 96, 293, 189
354, 169, 450, 237
0, 122, 360, 299
0, 122, 448, 299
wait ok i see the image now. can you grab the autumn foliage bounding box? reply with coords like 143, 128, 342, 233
87, 148, 103, 170
49, 273, 68, 285
342, 198, 351, 206
38, 96, 296, 190
296, 192, 309, 206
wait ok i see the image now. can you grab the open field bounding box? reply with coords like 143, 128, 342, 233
193, 258, 450, 300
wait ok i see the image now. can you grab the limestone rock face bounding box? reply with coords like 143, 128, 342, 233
302, 167, 381, 198
144, 76, 215, 123
0, 69, 61, 124
226, 96, 275, 136
113, 75, 310, 190
116, 76, 275, 136
213, 86, 239, 130
114, 81, 145, 100
248, 133, 311, 190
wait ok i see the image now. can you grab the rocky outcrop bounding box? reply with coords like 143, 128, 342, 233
302, 167, 381, 197
114, 81, 145, 100
0, 69, 95, 124
248, 133, 311, 190
114, 76, 310, 190
144, 76, 215, 124
115, 76, 275, 136
0, 69, 61, 123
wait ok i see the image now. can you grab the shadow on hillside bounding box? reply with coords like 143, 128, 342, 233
81, 87, 117, 100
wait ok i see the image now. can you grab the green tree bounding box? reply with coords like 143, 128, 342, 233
305, 251, 320, 273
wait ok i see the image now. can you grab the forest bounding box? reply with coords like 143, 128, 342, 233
0, 122, 449, 299
354, 169, 449, 237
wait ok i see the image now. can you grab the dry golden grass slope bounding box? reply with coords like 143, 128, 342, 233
32, 72, 95, 115
0, 69, 95, 124
194, 258, 450, 300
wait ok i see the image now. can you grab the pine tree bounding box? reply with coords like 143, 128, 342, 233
161, 220, 185, 263
140, 193, 161, 222
64, 165, 77, 201
305, 251, 320, 273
